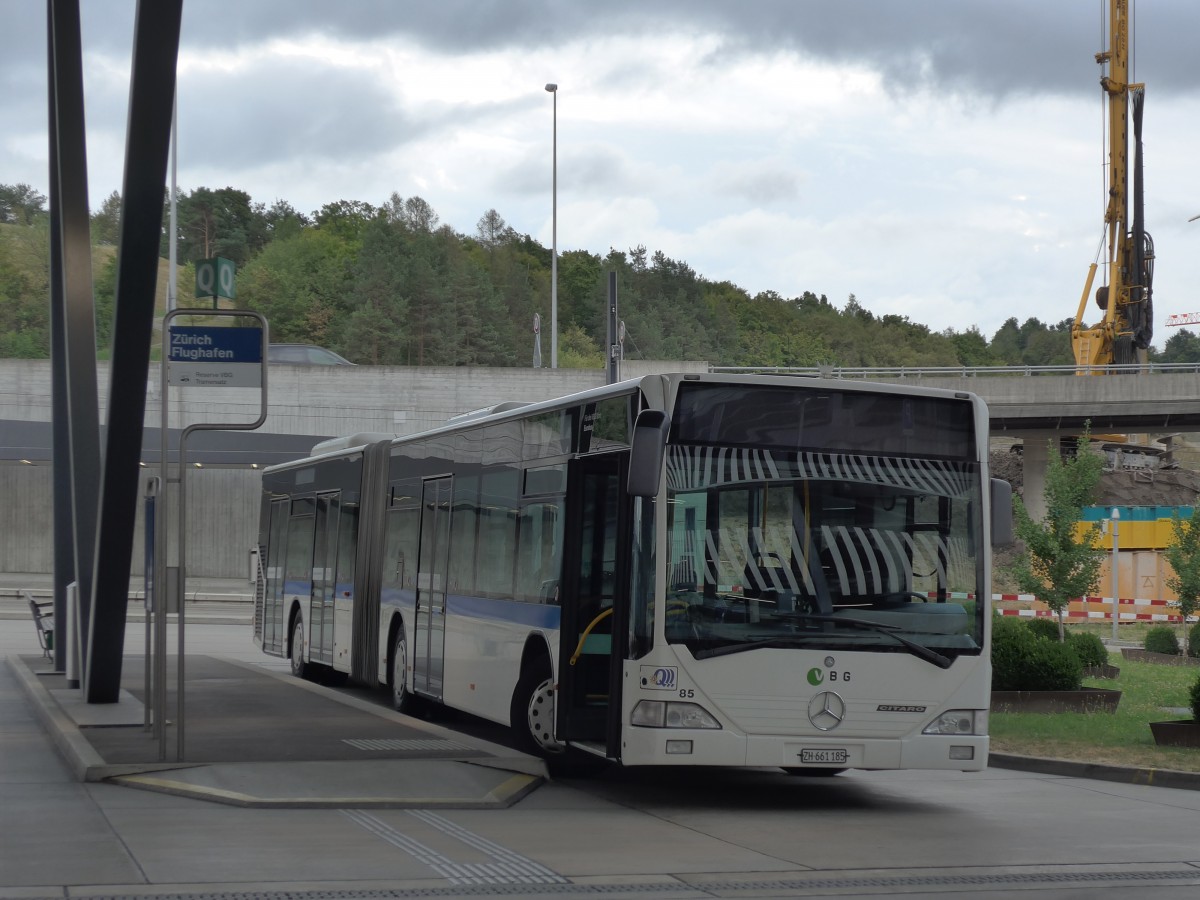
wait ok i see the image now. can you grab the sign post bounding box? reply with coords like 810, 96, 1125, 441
159, 309, 268, 761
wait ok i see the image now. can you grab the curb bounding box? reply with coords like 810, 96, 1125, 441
10, 644, 1197, 797
989, 752, 1200, 791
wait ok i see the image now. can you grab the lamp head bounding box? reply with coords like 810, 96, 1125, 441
545, 83, 558, 92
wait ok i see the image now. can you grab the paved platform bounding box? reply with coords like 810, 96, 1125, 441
8, 652, 546, 809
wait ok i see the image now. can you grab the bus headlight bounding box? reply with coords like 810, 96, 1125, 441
631, 700, 721, 729
922, 710, 983, 735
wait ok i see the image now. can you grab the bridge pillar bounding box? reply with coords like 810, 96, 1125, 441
1020, 435, 1053, 524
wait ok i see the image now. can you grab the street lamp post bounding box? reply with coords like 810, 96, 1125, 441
545, 82, 558, 369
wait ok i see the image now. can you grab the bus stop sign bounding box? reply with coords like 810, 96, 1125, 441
167, 325, 263, 387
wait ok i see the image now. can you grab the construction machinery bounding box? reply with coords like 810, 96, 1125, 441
1071, 0, 1154, 373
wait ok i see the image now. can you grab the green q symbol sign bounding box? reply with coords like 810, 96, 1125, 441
807, 667, 824, 686
195, 257, 236, 302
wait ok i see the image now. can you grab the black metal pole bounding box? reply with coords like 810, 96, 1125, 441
86, 0, 184, 703
48, 0, 102, 680
606, 271, 619, 385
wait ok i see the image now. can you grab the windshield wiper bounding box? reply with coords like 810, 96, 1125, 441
692, 614, 954, 669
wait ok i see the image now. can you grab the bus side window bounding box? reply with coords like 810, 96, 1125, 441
478, 469, 519, 599
516, 500, 564, 603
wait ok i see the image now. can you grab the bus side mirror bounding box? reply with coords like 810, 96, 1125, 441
990, 478, 1014, 547
627, 410, 670, 498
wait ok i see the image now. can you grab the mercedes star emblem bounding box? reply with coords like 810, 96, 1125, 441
808, 691, 846, 731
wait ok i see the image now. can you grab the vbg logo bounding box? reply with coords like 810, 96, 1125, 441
807, 667, 824, 686
653, 667, 676, 688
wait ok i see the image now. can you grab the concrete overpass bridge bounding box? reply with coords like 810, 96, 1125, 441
715, 362, 1200, 433
717, 362, 1200, 520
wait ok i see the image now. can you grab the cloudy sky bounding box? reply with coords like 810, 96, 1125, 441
5, 1, 1199, 341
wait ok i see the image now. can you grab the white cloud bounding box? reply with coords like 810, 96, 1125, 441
5, 1, 1199, 343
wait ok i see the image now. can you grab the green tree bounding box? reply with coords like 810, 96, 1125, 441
263, 199, 308, 243
1013, 431, 1105, 640
0, 214, 51, 357
236, 228, 354, 345
0, 183, 47, 224
1154, 330, 1200, 364
90, 190, 122, 245
948, 326, 994, 366
340, 215, 408, 364
558, 323, 604, 368
167, 186, 269, 266
989, 317, 1023, 364
1163, 506, 1200, 655
0, 238, 47, 357
312, 199, 376, 244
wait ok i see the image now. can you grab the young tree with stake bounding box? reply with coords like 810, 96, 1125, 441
1013, 432, 1105, 641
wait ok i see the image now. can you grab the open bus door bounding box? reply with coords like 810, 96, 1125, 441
557, 451, 631, 759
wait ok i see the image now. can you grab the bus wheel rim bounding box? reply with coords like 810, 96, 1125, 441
527, 677, 564, 754
393, 636, 407, 707
290, 620, 303, 673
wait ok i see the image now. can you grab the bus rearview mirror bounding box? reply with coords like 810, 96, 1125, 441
628, 410, 670, 498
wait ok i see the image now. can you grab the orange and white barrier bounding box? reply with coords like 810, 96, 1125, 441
991, 593, 1187, 624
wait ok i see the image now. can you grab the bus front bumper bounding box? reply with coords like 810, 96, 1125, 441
619, 727, 989, 772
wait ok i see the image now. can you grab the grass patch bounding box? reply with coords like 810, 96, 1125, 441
991, 651, 1200, 772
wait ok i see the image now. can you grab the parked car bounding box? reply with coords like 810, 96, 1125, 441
268, 344, 355, 366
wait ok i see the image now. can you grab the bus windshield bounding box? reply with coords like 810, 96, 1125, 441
663, 446, 984, 663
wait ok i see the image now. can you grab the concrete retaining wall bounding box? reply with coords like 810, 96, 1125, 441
0, 466, 259, 578
0, 359, 707, 578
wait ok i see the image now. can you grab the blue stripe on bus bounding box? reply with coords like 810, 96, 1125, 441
448, 594, 561, 629
286, 581, 560, 630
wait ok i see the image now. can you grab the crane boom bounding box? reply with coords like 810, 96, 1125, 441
1071, 0, 1154, 373
1166, 313, 1200, 327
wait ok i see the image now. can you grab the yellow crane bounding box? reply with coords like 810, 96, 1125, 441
1071, 0, 1154, 373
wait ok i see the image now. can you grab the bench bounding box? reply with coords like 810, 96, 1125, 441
25, 592, 54, 659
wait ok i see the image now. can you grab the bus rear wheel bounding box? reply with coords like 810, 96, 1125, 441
390, 631, 417, 715
510, 664, 564, 757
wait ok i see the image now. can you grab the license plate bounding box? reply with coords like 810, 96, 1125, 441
800, 748, 848, 764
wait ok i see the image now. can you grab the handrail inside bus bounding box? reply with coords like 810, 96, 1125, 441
569, 607, 614, 666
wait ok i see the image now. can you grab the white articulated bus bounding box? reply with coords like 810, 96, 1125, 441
255, 373, 1012, 773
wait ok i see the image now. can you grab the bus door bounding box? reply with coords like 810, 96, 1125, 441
263, 497, 289, 655
557, 452, 631, 756
413, 476, 452, 699
308, 492, 339, 665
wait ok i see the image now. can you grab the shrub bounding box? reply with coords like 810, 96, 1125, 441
1020, 639, 1084, 691
1068, 631, 1109, 669
992, 616, 1084, 691
1189, 622, 1200, 659
1144, 625, 1181, 656
1191, 675, 1200, 723
1025, 616, 1061, 641
992, 617, 1035, 691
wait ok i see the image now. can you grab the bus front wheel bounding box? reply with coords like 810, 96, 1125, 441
289, 617, 309, 680
510, 664, 564, 757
